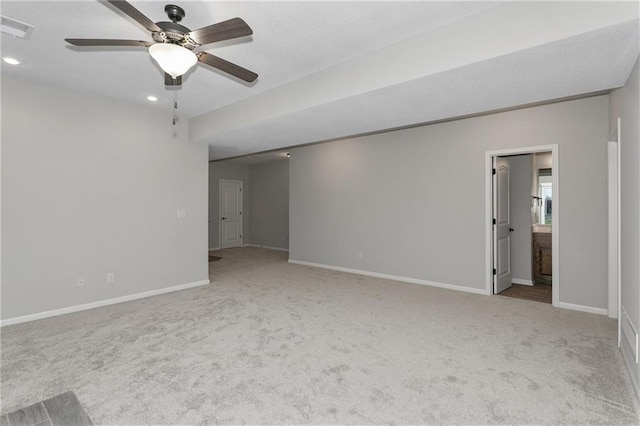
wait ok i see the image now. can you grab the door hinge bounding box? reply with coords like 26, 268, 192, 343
492, 168, 496, 175
493, 268, 497, 275
492, 218, 496, 225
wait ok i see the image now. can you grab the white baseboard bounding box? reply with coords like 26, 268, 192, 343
0, 279, 210, 327
620, 333, 640, 404
288, 259, 487, 296
621, 306, 639, 363
554, 301, 608, 316
244, 244, 289, 252
208, 247, 220, 251
512, 278, 533, 286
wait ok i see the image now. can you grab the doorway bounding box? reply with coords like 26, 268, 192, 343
485, 145, 559, 306
219, 179, 243, 249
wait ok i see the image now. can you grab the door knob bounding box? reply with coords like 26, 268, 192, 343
509, 227, 514, 232
221, 217, 226, 220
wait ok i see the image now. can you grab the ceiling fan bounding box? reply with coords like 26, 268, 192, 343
65, 0, 258, 87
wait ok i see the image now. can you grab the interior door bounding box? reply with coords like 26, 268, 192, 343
493, 156, 512, 294
220, 180, 243, 249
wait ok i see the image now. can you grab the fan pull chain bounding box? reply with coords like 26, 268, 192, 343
172, 85, 178, 126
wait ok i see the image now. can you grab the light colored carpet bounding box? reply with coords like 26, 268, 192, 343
2, 247, 638, 424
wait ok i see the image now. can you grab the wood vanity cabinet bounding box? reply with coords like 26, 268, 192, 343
532, 233, 552, 285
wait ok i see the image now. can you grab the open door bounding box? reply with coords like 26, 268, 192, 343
493, 156, 512, 294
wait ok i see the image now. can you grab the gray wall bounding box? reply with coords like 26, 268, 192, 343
509, 155, 532, 284
208, 161, 250, 249
290, 95, 609, 309
1, 77, 209, 320
208, 159, 290, 250
610, 55, 640, 397
249, 160, 289, 250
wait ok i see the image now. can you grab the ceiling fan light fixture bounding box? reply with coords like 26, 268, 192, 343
149, 43, 197, 78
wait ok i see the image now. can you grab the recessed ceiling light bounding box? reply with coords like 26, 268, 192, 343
2, 57, 21, 65
146, 95, 159, 102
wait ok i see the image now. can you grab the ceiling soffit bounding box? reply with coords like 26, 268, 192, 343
191, 1, 639, 160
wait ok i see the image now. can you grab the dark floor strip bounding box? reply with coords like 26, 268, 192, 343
4, 392, 92, 426
499, 283, 552, 304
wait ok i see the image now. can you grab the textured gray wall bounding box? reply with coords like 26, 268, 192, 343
208, 161, 250, 249
249, 160, 289, 250
290, 95, 609, 309
610, 56, 639, 396
1, 77, 209, 320
509, 155, 532, 284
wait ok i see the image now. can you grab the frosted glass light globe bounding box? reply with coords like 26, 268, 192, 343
149, 43, 197, 78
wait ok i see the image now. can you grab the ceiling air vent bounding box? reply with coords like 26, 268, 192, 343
1, 16, 35, 40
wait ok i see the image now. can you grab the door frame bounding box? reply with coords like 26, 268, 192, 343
607, 117, 621, 342
219, 179, 243, 249
485, 144, 559, 306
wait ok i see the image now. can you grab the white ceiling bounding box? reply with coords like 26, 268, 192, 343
2, 1, 639, 162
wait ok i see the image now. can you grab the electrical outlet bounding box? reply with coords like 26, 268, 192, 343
107, 272, 115, 283
177, 209, 186, 219
76, 276, 85, 287
357, 252, 364, 260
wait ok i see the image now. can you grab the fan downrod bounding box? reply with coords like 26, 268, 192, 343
164, 4, 185, 23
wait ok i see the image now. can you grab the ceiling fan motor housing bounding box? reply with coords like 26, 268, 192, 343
152, 21, 196, 49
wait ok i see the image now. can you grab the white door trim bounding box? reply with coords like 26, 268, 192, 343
607, 140, 618, 320
607, 117, 621, 343
485, 145, 559, 307
219, 179, 243, 249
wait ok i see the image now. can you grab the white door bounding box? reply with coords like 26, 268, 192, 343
219, 180, 243, 249
493, 157, 512, 294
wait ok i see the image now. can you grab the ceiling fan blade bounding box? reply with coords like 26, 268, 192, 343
65, 38, 151, 47
164, 73, 182, 87
188, 18, 253, 45
106, 0, 162, 33
197, 52, 257, 82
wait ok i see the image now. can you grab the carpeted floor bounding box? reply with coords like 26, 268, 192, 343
1, 247, 638, 424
